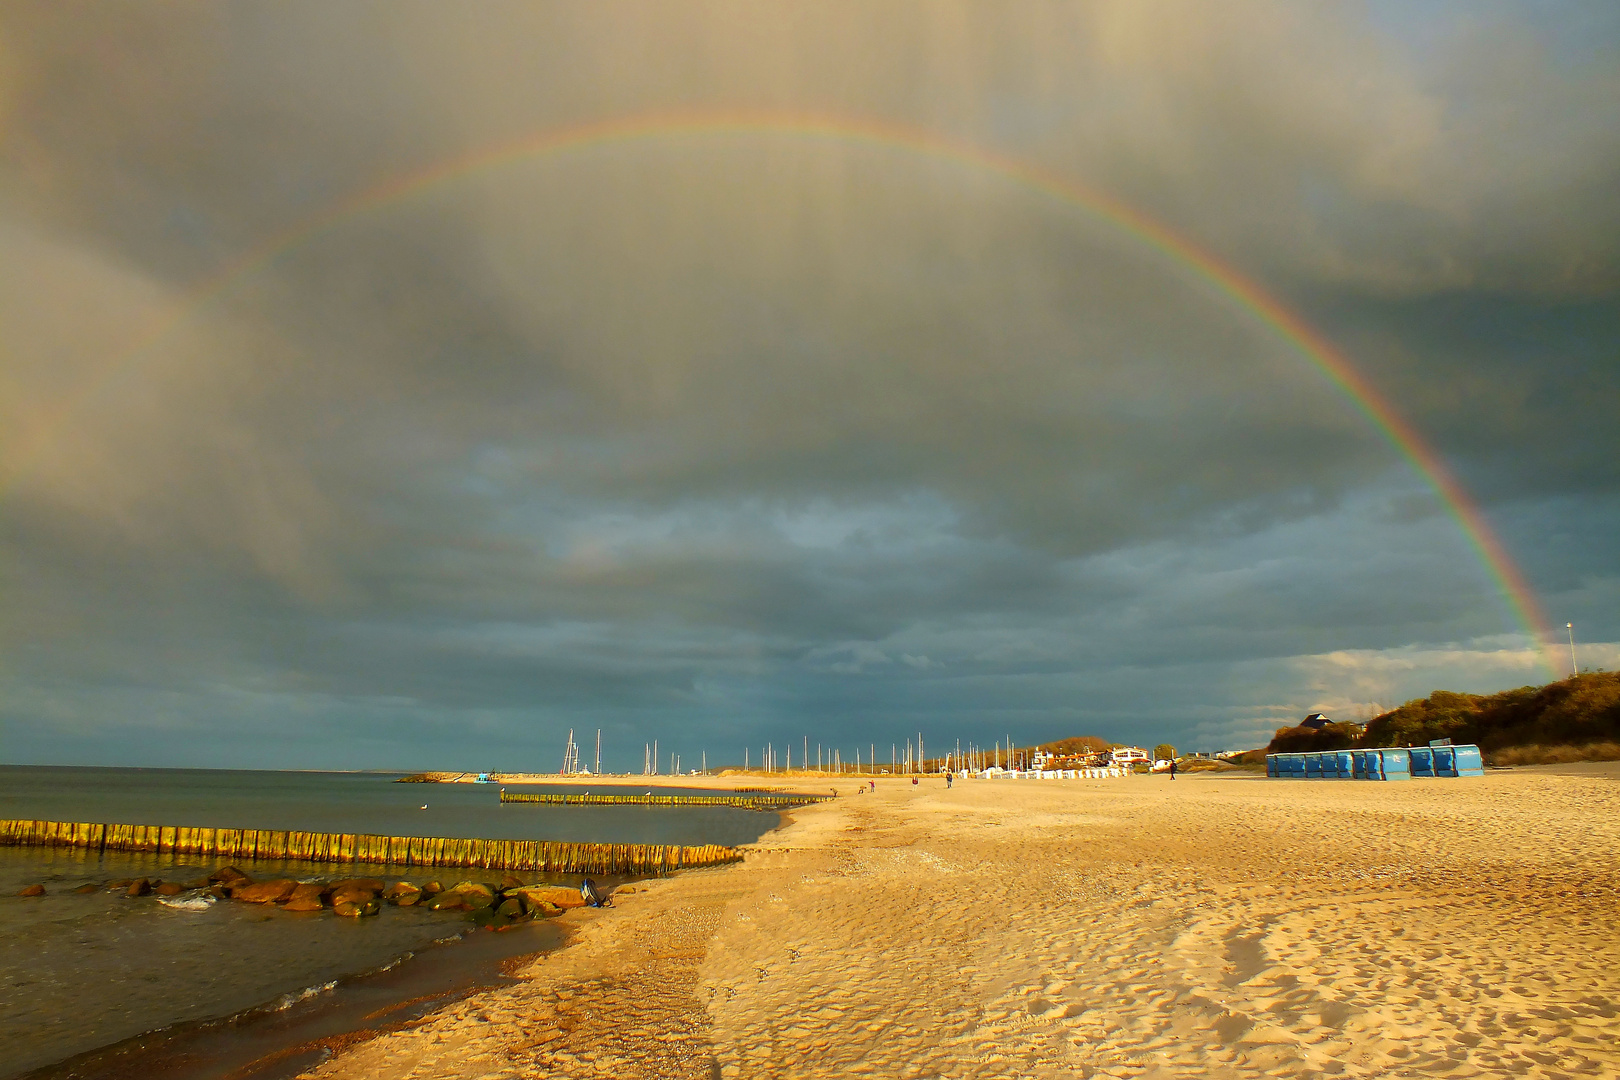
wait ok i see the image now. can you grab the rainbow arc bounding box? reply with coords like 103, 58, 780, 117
4, 109, 1561, 677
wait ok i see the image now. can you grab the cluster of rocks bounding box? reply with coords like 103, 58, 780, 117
14, 867, 621, 922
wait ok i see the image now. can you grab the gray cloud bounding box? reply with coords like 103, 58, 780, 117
1, 1, 1616, 767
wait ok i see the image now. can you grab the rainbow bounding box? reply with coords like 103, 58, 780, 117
6, 109, 1561, 676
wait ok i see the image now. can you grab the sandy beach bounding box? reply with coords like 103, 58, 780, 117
306, 768, 1619, 1079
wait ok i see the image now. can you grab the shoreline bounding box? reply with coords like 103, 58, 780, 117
20, 918, 567, 1080
307, 768, 1620, 1078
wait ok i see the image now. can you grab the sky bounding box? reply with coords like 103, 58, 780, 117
2, 1, 1617, 771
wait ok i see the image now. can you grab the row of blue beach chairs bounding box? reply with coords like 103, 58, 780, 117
1266, 745, 1484, 780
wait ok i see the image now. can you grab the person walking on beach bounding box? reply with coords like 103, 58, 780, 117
945, 772, 953, 789
1169, 759, 1177, 780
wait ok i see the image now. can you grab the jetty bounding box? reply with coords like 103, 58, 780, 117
498, 791, 831, 810
0, 819, 740, 875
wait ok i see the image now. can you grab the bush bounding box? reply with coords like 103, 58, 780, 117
1355, 672, 1620, 752
1267, 722, 1361, 754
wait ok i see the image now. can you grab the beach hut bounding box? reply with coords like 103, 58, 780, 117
1409, 746, 1436, 777
1433, 744, 1485, 777
1374, 748, 1412, 780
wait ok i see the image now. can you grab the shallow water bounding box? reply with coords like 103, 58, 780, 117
0, 766, 777, 1077
0, 766, 778, 846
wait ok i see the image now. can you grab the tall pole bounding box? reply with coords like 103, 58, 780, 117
1568, 623, 1579, 676
595, 730, 601, 776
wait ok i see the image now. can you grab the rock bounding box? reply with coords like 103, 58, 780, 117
500, 874, 525, 889
108, 879, 134, 889
231, 879, 297, 904
126, 878, 151, 898
384, 882, 422, 906
210, 866, 253, 886
72, 883, 100, 894
449, 882, 497, 909
183, 877, 213, 889
329, 877, 385, 894
334, 898, 380, 918
154, 882, 186, 896
420, 880, 443, 894
329, 886, 378, 909
424, 891, 467, 911
281, 883, 325, 912
511, 885, 587, 910
17, 884, 45, 897
496, 897, 524, 919
529, 900, 563, 918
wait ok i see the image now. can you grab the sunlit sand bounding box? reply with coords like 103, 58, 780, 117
308, 767, 1619, 1078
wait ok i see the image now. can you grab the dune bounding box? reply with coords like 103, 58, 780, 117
307, 768, 1620, 1078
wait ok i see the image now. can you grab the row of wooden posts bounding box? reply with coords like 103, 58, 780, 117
0, 819, 741, 875
498, 791, 831, 810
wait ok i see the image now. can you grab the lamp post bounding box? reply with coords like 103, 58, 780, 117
1567, 623, 1578, 677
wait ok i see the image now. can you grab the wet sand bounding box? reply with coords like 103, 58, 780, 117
307, 768, 1620, 1078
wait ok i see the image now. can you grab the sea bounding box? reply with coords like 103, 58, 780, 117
0, 766, 779, 1079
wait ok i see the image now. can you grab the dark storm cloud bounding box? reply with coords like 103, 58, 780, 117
1, 2, 1617, 767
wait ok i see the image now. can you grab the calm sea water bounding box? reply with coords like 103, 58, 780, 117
0, 766, 778, 1077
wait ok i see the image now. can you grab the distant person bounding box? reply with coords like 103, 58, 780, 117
945, 772, 953, 789
911, 777, 918, 785
869, 781, 876, 793
1169, 759, 1178, 780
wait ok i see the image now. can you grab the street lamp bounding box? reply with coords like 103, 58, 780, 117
1567, 623, 1578, 677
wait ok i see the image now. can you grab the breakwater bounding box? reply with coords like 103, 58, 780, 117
0, 819, 739, 874
499, 790, 830, 810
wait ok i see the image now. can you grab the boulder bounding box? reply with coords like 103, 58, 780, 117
329, 886, 378, 909
72, 883, 100, 894
424, 891, 467, 911
125, 878, 151, 898
183, 877, 213, 889
512, 885, 587, 910
332, 900, 362, 918
17, 884, 45, 897
448, 882, 497, 909
420, 880, 444, 894
528, 900, 563, 918
108, 879, 134, 889
329, 877, 385, 894
385, 883, 422, 906
232, 879, 297, 904
281, 883, 325, 912
153, 882, 186, 896
210, 866, 253, 886
500, 874, 526, 889
496, 897, 524, 919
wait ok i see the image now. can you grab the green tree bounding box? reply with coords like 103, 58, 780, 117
1153, 743, 1176, 761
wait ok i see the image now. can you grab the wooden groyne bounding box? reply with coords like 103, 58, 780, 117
498, 791, 831, 810
0, 819, 740, 875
